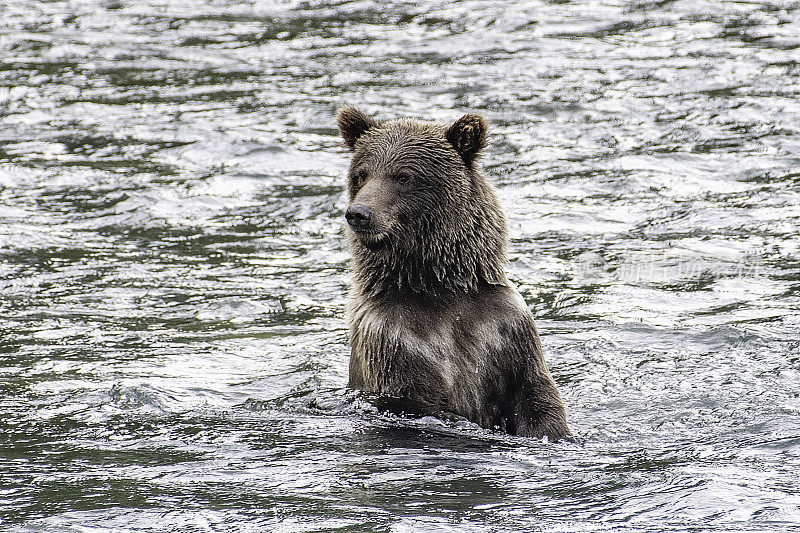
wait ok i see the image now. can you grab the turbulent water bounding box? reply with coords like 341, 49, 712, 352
1, 0, 800, 531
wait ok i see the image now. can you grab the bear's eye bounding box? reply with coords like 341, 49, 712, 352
396, 172, 412, 185
352, 169, 368, 185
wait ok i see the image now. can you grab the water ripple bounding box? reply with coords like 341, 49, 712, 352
2, 0, 800, 531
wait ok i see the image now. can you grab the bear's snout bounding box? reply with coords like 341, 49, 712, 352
345, 204, 373, 230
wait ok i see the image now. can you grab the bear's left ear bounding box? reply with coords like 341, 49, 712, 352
337, 107, 378, 150
445, 114, 487, 166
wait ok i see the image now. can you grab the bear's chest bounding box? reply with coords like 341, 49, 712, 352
348, 302, 458, 399
348, 299, 504, 416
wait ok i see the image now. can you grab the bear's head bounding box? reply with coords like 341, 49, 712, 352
336, 107, 508, 296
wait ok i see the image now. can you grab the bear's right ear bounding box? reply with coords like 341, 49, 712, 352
337, 107, 378, 150
445, 114, 487, 166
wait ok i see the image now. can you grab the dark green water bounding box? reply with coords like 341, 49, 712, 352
1, 1, 800, 531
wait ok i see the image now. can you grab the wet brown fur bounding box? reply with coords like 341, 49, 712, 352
337, 107, 571, 441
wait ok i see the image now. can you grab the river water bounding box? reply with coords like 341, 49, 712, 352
1, 1, 799, 531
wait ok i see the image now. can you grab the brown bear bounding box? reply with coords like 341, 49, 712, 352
336, 107, 571, 441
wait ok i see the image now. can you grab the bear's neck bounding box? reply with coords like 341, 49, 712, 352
349, 236, 508, 299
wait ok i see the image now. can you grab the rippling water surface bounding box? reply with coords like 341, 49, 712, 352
2, 0, 800, 531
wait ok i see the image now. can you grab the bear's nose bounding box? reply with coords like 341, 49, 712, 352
345, 204, 372, 228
